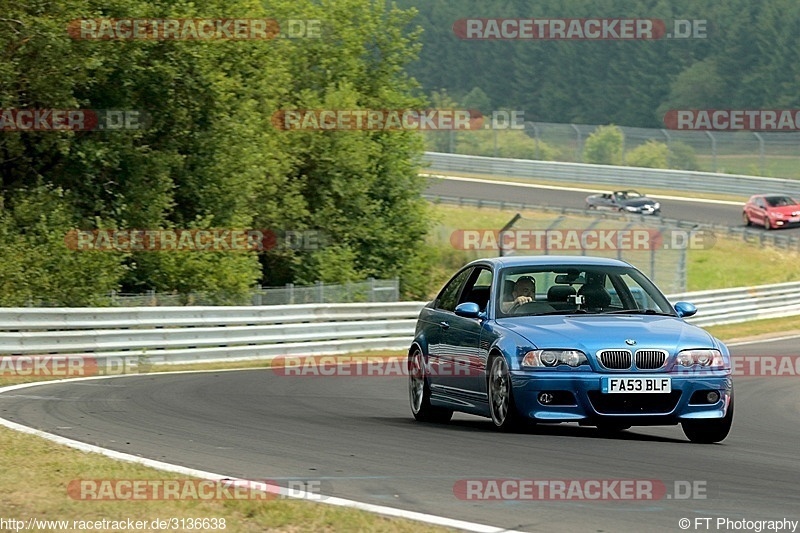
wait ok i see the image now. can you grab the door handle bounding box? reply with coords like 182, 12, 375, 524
439, 321, 450, 330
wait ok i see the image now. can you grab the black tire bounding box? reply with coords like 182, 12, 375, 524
408, 348, 453, 423
487, 355, 527, 431
743, 212, 751, 227
764, 216, 772, 230
681, 395, 734, 444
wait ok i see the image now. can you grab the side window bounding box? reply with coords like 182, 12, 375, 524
458, 267, 493, 312
436, 268, 472, 312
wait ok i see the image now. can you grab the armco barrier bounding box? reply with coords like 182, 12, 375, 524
1, 284, 799, 366
423, 152, 800, 199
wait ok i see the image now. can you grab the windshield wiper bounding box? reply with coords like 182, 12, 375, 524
603, 309, 675, 316
534, 309, 598, 316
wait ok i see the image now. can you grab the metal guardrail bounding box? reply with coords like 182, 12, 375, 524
423, 152, 800, 198
1, 284, 799, 366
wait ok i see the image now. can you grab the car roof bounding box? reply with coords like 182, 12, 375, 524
465, 255, 633, 269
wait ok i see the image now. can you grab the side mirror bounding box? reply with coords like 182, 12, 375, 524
455, 302, 483, 319
674, 301, 697, 318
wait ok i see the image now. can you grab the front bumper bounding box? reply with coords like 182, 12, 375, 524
510, 370, 732, 425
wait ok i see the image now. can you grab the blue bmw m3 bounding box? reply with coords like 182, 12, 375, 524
408, 256, 733, 443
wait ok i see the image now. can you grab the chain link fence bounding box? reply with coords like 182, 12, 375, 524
24, 278, 400, 307
427, 121, 800, 179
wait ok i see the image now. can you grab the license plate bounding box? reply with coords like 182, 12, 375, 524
790, 217, 799, 223
602, 377, 671, 394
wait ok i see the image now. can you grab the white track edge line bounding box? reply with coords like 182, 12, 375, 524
728, 333, 800, 346
0, 374, 524, 533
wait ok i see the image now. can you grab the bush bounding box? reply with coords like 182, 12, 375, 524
456, 130, 560, 160
583, 125, 624, 165
625, 140, 669, 168
668, 141, 699, 170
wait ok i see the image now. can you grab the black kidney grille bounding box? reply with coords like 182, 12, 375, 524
635, 350, 668, 369
598, 349, 632, 369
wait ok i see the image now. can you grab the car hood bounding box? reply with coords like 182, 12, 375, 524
496, 314, 715, 354
767, 205, 800, 215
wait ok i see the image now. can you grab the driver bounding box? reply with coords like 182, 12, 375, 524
501, 276, 536, 313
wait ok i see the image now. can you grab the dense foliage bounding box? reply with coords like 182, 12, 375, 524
397, 0, 800, 128
0, 0, 434, 304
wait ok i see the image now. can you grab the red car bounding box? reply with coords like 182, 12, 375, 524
743, 194, 800, 229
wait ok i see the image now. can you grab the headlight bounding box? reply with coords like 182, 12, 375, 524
653, 202, 660, 209
676, 349, 724, 368
522, 349, 588, 368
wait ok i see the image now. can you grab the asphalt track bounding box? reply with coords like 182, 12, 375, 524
1, 339, 799, 532
425, 176, 750, 228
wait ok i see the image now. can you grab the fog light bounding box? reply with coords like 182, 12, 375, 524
538, 392, 554, 405
706, 391, 720, 403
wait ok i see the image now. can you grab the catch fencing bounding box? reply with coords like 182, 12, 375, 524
427, 121, 800, 178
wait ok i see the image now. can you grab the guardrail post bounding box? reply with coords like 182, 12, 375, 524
369, 277, 376, 302
753, 132, 765, 175
571, 124, 582, 161
316, 281, 324, 303
287, 282, 294, 305
705, 131, 717, 171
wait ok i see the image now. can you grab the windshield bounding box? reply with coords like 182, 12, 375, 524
615, 190, 642, 199
765, 196, 799, 207
496, 264, 676, 318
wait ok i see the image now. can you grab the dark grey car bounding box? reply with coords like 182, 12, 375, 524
586, 190, 661, 215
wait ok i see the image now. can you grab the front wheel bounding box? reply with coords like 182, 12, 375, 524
409, 349, 452, 423
488, 355, 527, 431
743, 212, 751, 226
681, 396, 733, 444
764, 216, 772, 230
